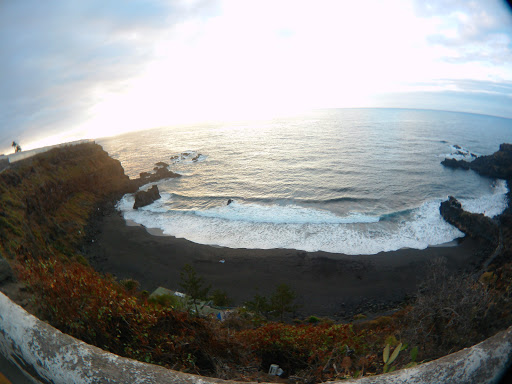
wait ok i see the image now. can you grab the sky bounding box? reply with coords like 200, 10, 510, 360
1, 0, 512, 154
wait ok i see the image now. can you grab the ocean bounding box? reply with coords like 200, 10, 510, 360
99, 108, 511, 255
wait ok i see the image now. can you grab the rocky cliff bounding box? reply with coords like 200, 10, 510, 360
441, 143, 512, 180
440, 196, 499, 246
0, 143, 134, 265
440, 144, 512, 267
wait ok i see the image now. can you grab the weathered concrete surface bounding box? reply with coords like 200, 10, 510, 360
0, 292, 228, 384
0, 291, 511, 384
329, 328, 512, 384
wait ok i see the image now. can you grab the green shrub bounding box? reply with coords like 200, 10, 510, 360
210, 289, 233, 307
120, 278, 140, 293
148, 293, 186, 310
13, 257, 245, 376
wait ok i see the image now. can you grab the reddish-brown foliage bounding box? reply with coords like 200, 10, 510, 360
238, 321, 391, 380
13, 254, 409, 381
13, 256, 246, 376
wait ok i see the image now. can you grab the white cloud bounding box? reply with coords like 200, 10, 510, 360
0, 0, 219, 151
415, 0, 512, 75
1, 0, 512, 152
84, 0, 445, 129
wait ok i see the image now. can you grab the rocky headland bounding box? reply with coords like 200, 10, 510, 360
0, 142, 180, 288
440, 143, 512, 269
441, 143, 512, 180
440, 196, 499, 246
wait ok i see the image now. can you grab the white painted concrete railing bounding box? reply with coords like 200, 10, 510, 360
0, 291, 510, 384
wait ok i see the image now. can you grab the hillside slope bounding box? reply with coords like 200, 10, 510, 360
0, 143, 133, 264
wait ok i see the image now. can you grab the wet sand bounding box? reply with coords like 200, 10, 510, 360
85, 211, 487, 319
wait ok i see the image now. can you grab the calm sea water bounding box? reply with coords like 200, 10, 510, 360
99, 108, 511, 255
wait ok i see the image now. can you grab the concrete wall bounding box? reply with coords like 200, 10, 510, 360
7, 140, 94, 163
0, 291, 510, 384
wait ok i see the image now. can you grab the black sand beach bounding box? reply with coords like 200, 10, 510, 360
85, 210, 487, 319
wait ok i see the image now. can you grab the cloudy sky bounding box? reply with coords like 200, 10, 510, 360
1, 0, 511, 154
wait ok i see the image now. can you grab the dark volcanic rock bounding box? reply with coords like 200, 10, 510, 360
133, 185, 161, 209
441, 157, 471, 170
442, 143, 512, 179
132, 166, 180, 189
440, 196, 499, 246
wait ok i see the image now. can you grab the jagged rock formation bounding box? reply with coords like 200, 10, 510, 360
440, 196, 499, 246
170, 151, 203, 163
441, 143, 512, 179
133, 185, 161, 209
440, 143, 512, 267
133, 164, 180, 188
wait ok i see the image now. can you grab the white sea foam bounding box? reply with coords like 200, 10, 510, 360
443, 144, 478, 160
194, 201, 380, 224
117, 196, 464, 255
460, 179, 508, 218
116, 180, 507, 254
170, 150, 207, 164
117, 193, 173, 213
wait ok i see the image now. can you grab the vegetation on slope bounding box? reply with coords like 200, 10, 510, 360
0, 143, 132, 262
1, 143, 511, 382
14, 253, 512, 381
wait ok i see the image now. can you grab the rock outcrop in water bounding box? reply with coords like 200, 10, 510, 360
170, 151, 203, 163
440, 144, 512, 265
441, 143, 512, 180
134, 164, 180, 188
440, 196, 499, 246
133, 185, 161, 209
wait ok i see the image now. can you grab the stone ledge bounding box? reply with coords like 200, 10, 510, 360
0, 291, 510, 384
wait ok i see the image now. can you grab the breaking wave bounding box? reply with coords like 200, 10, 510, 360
117, 195, 470, 255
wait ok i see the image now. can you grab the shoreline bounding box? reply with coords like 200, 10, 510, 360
125, 219, 463, 250
86, 210, 488, 319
